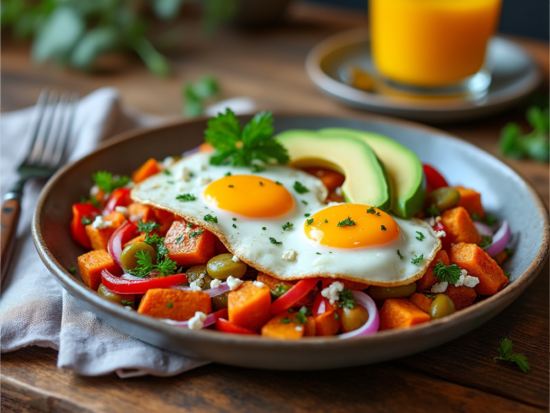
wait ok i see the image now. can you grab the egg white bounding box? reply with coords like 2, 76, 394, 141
131, 152, 441, 286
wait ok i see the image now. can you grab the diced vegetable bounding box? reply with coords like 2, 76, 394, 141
164, 220, 216, 266
368, 283, 416, 302
303, 167, 345, 192
448, 243, 509, 295
379, 298, 430, 330
216, 318, 258, 335
132, 158, 161, 183
101, 269, 187, 294
261, 310, 307, 339
427, 187, 461, 213
428, 294, 455, 320
304, 316, 316, 336
257, 272, 295, 293
409, 293, 434, 313
416, 250, 450, 292
423, 164, 448, 191
78, 250, 120, 291
97, 283, 135, 307
152, 207, 175, 235
445, 285, 477, 310
339, 306, 369, 333
103, 187, 132, 214
207, 253, 247, 280
85, 210, 126, 251
228, 281, 272, 331
270, 278, 318, 315
456, 186, 485, 218
70, 203, 101, 249
337, 291, 379, 339
440, 206, 482, 245
312, 294, 340, 336
137, 288, 211, 321
128, 203, 155, 223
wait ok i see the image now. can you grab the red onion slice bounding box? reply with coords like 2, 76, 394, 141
108, 221, 138, 269
338, 291, 379, 339
483, 220, 510, 257
161, 309, 228, 328
171, 282, 230, 297
474, 221, 494, 237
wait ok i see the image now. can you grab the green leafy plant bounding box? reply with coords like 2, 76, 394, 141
183, 75, 220, 117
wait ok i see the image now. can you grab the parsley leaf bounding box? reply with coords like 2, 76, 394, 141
494, 338, 531, 373
294, 310, 307, 325
411, 254, 424, 265
338, 289, 355, 308
190, 229, 205, 238
293, 181, 309, 194
272, 283, 290, 298
282, 222, 293, 231
92, 171, 131, 194
416, 231, 425, 241
397, 250, 404, 260
306, 218, 314, 226
81, 217, 92, 225
157, 259, 177, 276
366, 206, 380, 216
68, 266, 76, 274
425, 204, 440, 217
126, 250, 154, 278
176, 193, 196, 202
480, 235, 493, 248
167, 301, 173, 308
337, 216, 356, 227
138, 221, 160, 234
281, 317, 291, 324
270, 237, 282, 245
433, 261, 462, 284
381, 225, 387, 231
204, 214, 218, 223
206, 109, 289, 168
163, 170, 172, 176
121, 300, 133, 306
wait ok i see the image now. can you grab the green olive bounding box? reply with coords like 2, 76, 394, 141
206, 253, 247, 280
186, 265, 213, 290
340, 306, 369, 333
212, 292, 229, 311
97, 283, 135, 307
429, 294, 456, 320
120, 242, 156, 270
427, 187, 461, 213
368, 283, 417, 301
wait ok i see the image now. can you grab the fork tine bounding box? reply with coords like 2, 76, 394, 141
50, 92, 79, 168
28, 91, 59, 166
22, 89, 50, 166
35, 91, 63, 167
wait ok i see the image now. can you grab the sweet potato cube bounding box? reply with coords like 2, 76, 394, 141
449, 243, 509, 296
416, 250, 450, 292
257, 272, 295, 293
440, 206, 482, 245
321, 278, 369, 291
123, 234, 146, 248
261, 310, 307, 340
380, 298, 430, 331
314, 308, 340, 336
137, 288, 211, 321
456, 186, 485, 218
493, 250, 510, 266
132, 158, 161, 183
78, 250, 119, 291
304, 316, 316, 337
164, 220, 216, 266
409, 293, 434, 313
152, 207, 175, 235
128, 203, 155, 223
228, 281, 272, 331
85, 211, 126, 251
445, 285, 477, 310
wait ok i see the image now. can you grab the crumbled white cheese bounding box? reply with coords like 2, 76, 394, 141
227, 276, 243, 291
188, 311, 207, 330
309, 229, 324, 242
129, 214, 143, 222
210, 279, 222, 289
200, 163, 207, 171
282, 249, 297, 262
431, 281, 449, 293
90, 185, 100, 197
231, 255, 240, 263
435, 230, 446, 238
321, 281, 344, 305
124, 306, 133, 311
115, 206, 129, 217
199, 176, 212, 185
454, 269, 480, 288
253, 281, 265, 288
91, 216, 113, 230
425, 216, 442, 226
182, 167, 191, 182
334, 187, 342, 196
162, 156, 175, 169
189, 280, 203, 292
295, 326, 304, 332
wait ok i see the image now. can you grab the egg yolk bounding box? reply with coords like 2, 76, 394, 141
304, 204, 400, 249
204, 175, 294, 218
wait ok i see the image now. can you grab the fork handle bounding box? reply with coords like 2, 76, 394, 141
1, 197, 22, 283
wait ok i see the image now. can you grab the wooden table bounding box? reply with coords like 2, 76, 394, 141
2, 4, 549, 412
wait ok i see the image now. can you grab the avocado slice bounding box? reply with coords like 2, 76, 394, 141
320, 128, 425, 218
276, 130, 392, 211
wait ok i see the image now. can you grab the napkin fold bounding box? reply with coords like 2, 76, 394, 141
0, 88, 211, 377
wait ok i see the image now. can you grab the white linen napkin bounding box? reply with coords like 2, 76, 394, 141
0, 88, 214, 377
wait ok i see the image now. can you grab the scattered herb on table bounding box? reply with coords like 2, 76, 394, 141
494, 338, 531, 373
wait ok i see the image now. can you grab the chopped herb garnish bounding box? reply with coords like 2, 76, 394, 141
187, 222, 194, 227
316, 252, 321, 255
189, 172, 195, 178
167, 180, 174, 184
433, 261, 462, 284
92, 171, 131, 194
324, 219, 328, 223
337, 216, 356, 227
504, 247, 514, 257
275, 181, 282, 185
204, 214, 218, 223
306, 218, 314, 226
259, 181, 264, 186
232, 218, 237, 221
480, 235, 493, 248
81, 217, 92, 225
228, 185, 234, 188
293, 181, 309, 194
366, 206, 380, 216
416, 231, 425, 241
424, 294, 436, 299
484, 214, 498, 226
301, 200, 308, 205
304, 213, 310, 217
425, 204, 440, 217
411, 254, 424, 265
281, 317, 291, 324
270, 237, 282, 245
262, 226, 266, 230
68, 266, 76, 274
138, 221, 160, 234
334, 313, 339, 320
176, 235, 184, 244
167, 301, 173, 308
176, 193, 196, 202
163, 170, 172, 175
232, 223, 237, 228
121, 300, 133, 306
338, 288, 355, 308
505, 273, 511, 279
494, 338, 531, 373
190, 229, 205, 238
225, 172, 232, 176
381, 225, 386, 231
294, 311, 307, 325
397, 250, 404, 260
272, 283, 290, 298
282, 222, 293, 231
252, 164, 266, 173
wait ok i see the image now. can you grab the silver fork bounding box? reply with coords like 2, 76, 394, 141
1, 90, 79, 282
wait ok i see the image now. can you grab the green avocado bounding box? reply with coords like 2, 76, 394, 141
319, 128, 425, 218
275, 130, 392, 211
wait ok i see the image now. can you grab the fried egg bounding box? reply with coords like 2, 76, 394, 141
131, 152, 441, 286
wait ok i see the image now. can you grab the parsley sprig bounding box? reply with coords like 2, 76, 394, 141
176, 193, 196, 202
433, 261, 462, 284
338, 289, 355, 309
92, 171, 130, 194
293, 181, 309, 194
480, 235, 493, 248
494, 338, 531, 373
205, 109, 289, 168
337, 216, 356, 227
411, 254, 424, 265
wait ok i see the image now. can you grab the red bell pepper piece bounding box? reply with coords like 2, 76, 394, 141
216, 318, 258, 335
423, 164, 448, 191
270, 278, 318, 315
312, 293, 335, 316
104, 187, 132, 214
433, 221, 451, 251
70, 203, 101, 249
101, 269, 187, 295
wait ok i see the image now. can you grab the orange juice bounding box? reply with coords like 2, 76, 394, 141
370, 0, 502, 87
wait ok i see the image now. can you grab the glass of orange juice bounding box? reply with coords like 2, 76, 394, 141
370, 0, 502, 96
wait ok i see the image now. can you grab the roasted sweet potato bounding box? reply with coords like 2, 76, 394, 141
257, 272, 295, 293
409, 293, 434, 313
261, 310, 307, 339
123, 234, 146, 248
127, 203, 155, 223
313, 295, 340, 336
456, 186, 485, 218
379, 298, 430, 330
78, 249, 119, 291
445, 285, 477, 310
152, 207, 175, 235
85, 211, 126, 251
132, 158, 161, 183
304, 316, 316, 337
164, 220, 216, 266
416, 250, 450, 292
228, 281, 272, 331
440, 206, 482, 245
449, 243, 508, 296
137, 288, 211, 321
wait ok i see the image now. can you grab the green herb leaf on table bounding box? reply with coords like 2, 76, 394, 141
433, 261, 462, 284
494, 338, 531, 373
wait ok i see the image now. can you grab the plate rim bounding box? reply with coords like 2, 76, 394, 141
32, 113, 549, 355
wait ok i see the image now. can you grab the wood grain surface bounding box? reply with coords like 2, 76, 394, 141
1, 3, 548, 413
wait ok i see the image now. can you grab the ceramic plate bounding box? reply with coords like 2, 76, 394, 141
33, 114, 548, 370
306, 29, 542, 123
